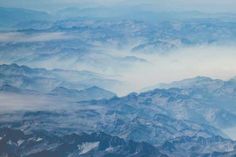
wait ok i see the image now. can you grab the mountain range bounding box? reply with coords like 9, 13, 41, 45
1, 64, 236, 156
0, 128, 166, 157
1, 7, 236, 79
0, 63, 121, 95
1, 6, 236, 157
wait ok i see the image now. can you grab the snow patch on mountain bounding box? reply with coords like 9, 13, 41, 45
78, 142, 100, 154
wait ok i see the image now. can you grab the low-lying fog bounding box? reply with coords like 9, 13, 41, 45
0, 32, 236, 95
120, 45, 236, 94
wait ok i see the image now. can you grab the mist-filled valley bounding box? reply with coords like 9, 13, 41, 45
1, 2, 236, 157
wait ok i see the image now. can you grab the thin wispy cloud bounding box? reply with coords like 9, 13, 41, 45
0, 32, 74, 43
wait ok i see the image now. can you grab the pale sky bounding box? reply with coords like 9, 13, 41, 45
0, 0, 236, 13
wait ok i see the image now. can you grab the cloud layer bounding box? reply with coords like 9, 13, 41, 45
0, 0, 236, 13
0, 32, 74, 43
120, 45, 236, 93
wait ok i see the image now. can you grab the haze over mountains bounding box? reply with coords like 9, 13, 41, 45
1, 6, 236, 95
1, 65, 236, 156
0, 3, 236, 157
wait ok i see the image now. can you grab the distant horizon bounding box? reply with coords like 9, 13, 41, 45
2, 6, 236, 15
1, 0, 236, 13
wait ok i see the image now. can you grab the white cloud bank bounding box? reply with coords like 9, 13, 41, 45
0, 32, 236, 95
119, 45, 236, 94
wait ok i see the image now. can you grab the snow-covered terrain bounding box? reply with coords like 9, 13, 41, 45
0, 4, 236, 157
